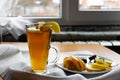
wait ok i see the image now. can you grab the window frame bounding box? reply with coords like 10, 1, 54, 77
24, 0, 120, 25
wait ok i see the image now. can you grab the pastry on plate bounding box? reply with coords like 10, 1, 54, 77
63, 56, 86, 71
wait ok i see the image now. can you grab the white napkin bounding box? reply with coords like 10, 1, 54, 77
4, 63, 87, 80
0, 44, 26, 76
0, 44, 120, 80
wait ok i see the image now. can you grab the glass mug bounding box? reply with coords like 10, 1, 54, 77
26, 23, 59, 74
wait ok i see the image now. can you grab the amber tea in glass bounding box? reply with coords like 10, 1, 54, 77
26, 25, 53, 73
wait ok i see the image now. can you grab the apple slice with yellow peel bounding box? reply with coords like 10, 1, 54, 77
86, 64, 106, 72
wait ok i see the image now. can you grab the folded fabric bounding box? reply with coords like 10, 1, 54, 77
5, 17, 31, 39
0, 0, 31, 40
0, 44, 26, 76
4, 62, 87, 80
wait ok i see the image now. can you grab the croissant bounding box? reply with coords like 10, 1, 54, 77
63, 56, 86, 71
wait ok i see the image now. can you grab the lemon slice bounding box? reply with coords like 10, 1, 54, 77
45, 21, 61, 32
36, 21, 61, 32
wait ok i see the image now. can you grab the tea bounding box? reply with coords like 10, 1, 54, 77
27, 27, 51, 72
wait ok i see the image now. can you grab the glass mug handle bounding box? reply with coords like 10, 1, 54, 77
48, 46, 59, 63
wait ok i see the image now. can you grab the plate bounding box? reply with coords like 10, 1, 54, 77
56, 63, 111, 74
56, 53, 116, 75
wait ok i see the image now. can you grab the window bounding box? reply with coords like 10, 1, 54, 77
9, 0, 61, 18
79, 0, 120, 11
7, 0, 120, 25
65, 0, 120, 25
